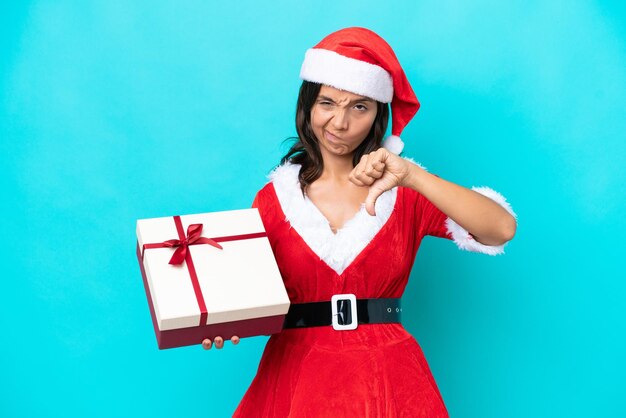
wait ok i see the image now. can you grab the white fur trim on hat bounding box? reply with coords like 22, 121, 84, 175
269, 162, 397, 275
445, 186, 517, 256
300, 48, 394, 103
382, 135, 404, 155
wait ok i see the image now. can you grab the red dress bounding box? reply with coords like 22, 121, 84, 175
233, 163, 513, 417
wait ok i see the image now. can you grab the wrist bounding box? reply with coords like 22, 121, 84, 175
401, 161, 429, 191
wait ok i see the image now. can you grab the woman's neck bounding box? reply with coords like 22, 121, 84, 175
319, 152, 354, 181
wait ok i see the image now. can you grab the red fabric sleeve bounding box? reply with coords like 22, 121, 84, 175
416, 192, 453, 240
250, 183, 284, 253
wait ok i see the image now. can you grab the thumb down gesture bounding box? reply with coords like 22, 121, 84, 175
349, 148, 420, 216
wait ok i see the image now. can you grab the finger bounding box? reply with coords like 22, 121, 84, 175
214, 336, 224, 349
202, 339, 212, 350
349, 176, 366, 187
375, 147, 391, 160
364, 161, 385, 179
365, 186, 386, 216
369, 160, 385, 175
361, 153, 385, 179
351, 153, 387, 186
352, 162, 381, 186
354, 171, 377, 186
352, 154, 369, 175
231, 336, 240, 345
349, 166, 368, 186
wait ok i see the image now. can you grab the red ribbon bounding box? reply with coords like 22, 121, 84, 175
141, 215, 267, 326
162, 222, 223, 265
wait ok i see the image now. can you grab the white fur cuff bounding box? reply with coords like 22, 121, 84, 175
445, 186, 517, 256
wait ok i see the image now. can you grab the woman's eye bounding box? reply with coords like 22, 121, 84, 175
319, 101, 333, 106
354, 104, 368, 111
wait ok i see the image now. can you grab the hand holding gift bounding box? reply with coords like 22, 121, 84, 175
202, 336, 240, 350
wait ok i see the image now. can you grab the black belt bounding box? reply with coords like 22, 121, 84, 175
283, 295, 401, 330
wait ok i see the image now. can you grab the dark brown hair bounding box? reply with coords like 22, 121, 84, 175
280, 81, 389, 193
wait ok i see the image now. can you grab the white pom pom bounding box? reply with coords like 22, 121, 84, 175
382, 135, 404, 155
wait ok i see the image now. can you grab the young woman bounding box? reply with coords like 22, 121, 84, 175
206, 27, 517, 417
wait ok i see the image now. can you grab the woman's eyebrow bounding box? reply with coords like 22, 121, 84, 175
317, 95, 374, 104
351, 97, 374, 103
317, 95, 336, 102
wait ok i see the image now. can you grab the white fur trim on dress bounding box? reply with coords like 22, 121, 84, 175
382, 135, 404, 155
300, 48, 394, 103
269, 162, 397, 275
402, 156, 428, 172
445, 186, 517, 256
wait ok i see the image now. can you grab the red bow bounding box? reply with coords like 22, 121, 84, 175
161, 223, 223, 265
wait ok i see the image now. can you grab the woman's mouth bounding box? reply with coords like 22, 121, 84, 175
325, 130, 342, 143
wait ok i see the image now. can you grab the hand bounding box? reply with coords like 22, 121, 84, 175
349, 148, 415, 215
202, 335, 240, 350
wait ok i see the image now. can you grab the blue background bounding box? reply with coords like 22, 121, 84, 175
2, 1, 625, 417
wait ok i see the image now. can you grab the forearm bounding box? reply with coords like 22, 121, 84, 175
402, 163, 517, 246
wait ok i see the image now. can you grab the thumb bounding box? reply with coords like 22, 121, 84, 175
365, 185, 385, 216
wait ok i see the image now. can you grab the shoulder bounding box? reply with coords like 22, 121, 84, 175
252, 163, 303, 243
268, 162, 301, 191
254, 162, 301, 200
264, 162, 303, 209
254, 182, 275, 205
253, 162, 302, 222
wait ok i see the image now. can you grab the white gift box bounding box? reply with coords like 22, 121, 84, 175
136, 208, 290, 349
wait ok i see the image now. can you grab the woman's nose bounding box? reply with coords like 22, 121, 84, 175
331, 109, 349, 130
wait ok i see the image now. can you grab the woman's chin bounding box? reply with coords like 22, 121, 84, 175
322, 145, 353, 159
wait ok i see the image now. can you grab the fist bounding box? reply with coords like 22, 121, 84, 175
349, 148, 412, 215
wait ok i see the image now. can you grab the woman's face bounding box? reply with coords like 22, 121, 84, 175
310, 85, 378, 158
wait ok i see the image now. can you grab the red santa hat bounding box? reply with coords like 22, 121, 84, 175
299, 27, 420, 154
